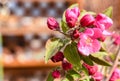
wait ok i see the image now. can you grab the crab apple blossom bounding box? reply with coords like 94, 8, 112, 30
94, 13, 113, 30
62, 60, 72, 70
77, 33, 101, 56
45, 4, 116, 81
65, 7, 80, 28
80, 14, 95, 27
51, 51, 64, 63
83, 63, 98, 75
47, 17, 59, 30
92, 72, 103, 81
110, 68, 120, 81
52, 70, 61, 78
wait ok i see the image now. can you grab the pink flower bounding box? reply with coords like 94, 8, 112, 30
92, 72, 103, 81
77, 33, 101, 56
110, 68, 120, 81
72, 29, 80, 39
51, 51, 64, 63
62, 60, 72, 70
95, 13, 113, 30
80, 14, 95, 27
83, 63, 98, 75
65, 7, 80, 28
47, 17, 59, 30
52, 70, 61, 78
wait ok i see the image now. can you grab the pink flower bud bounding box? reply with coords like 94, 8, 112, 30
114, 36, 120, 45
100, 35, 106, 42
83, 63, 98, 75
92, 72, 103, 81
52, 70, 61, 78
110, 68, 120, 81
71, 7, 80, 17
95, 13, 113, 30
80, 14, 95, 27
47, 17, 59, 30
65, 7, 80, 28
51, 51, 64, 63
73, 30, 80, 39
62, 60, 72, 70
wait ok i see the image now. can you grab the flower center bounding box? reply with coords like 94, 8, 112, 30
86, 38, 92, 45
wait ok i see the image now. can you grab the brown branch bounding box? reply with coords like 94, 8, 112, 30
106, 46, 120, 81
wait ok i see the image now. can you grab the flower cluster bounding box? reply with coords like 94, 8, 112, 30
50, 52, 72, 79
46, 4, 120, 81
47, 7, 113, 56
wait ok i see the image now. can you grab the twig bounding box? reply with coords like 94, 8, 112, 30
106, 46, 120, 81
59, 31, 70, 38
78, 76, 88, 81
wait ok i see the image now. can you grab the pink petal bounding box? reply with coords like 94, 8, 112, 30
77, 36, 101, 56
102, 30, 113, 36
92, 28, 103, 39
84, 28, 94, 36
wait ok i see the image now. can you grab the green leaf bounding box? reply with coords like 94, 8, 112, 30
46, 72, 54, 81
60, 20, 69, 33
103, 6, 113, 18
89, 52, 111, 66
79, 76, 90, 81
69, 3, 79, 9
45, 38, 64, 63
63, 38, 70, 44
78, 10, 87, 20
61, 78, 69, 81
100, 42, 107, 51
82, 65, 89, 75
90, 78, 94, 81
67, 69, 81, 80
109, 53, 116, 61
64, 42, 81, 69
66, 74, 74, 81
80, 55, 94, 66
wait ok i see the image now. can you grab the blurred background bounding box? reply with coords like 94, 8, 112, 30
0, 0, 119, 81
